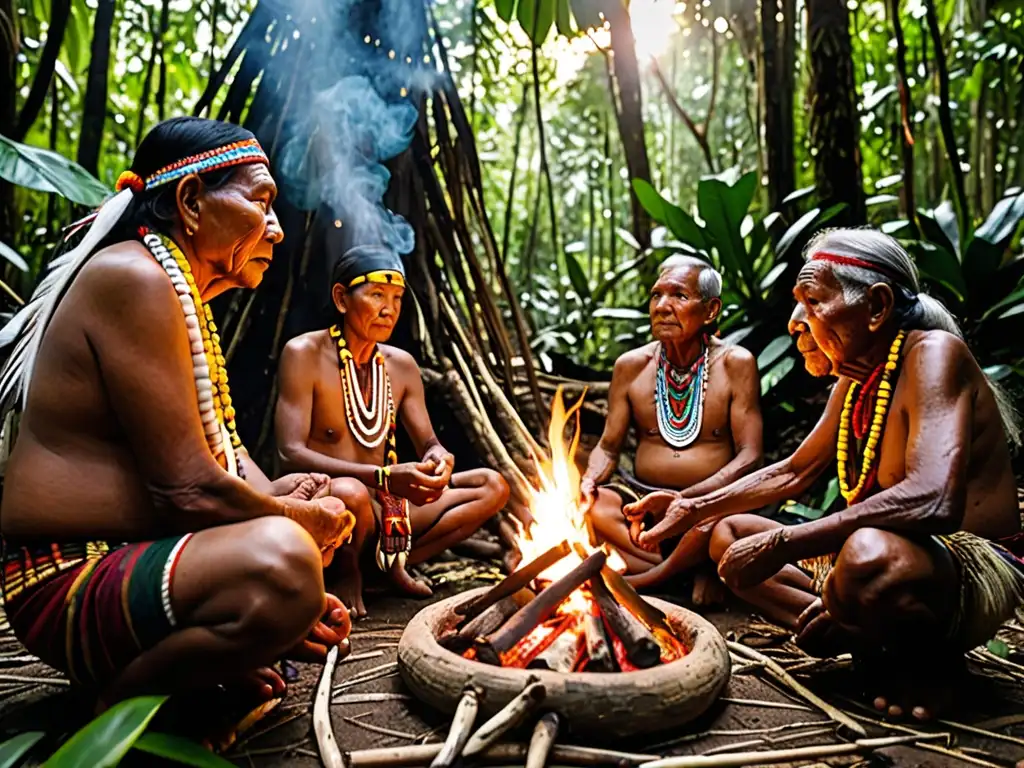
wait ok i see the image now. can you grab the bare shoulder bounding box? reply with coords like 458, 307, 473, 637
380, 344, 420, 375
613, 342, 657, 378
715, 341, 756, 373
78, 241, 178, 322
282, 330, 329, 362
903, 329, 973, 381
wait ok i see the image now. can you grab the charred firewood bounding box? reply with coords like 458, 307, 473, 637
581, 606, 615, 672
457, 540, 571, 622
441, 589, 534, 653
528, 622, 582, 672
475, 550, 607, 665
590, 575, 660, 669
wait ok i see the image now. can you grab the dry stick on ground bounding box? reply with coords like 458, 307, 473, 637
718, 697, 814, 712
347, 742, 660, 767
458, 540, 570, 619
343, 718, 420, 741
650, 720, 831, 750
430, 685, 481, 768
333, 693, 413, 705
462, 681, 547, 757
638, 733, 945, 768
313, 645, 344, 768
339, 650, 386, 665
526, 712, 562, 768
727, 642, 866, 735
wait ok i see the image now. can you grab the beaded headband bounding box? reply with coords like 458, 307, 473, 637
347, 270, 406, 289
114, 138, 269, 194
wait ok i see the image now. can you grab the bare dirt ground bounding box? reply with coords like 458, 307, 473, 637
2, 549, 1024, 767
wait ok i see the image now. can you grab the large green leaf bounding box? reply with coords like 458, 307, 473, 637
918, 207, 961, 261
983, 281, 1024, 320
934, 201, 961, 259
134, 733, 235, 767
555, 0, 575, 36
519, 0, 556, 43
905, 240, 967, 301
756, 334, 793, 371
43, 696, 168, 768
760, 356, 795, 395
0, 241, 29, 272
565, 249, 592, 301
775, 208, 821, 261
0, 134, 110, 207
632, 180, 707, 250
975, 192, 1024, 245
0, 732, 45, 768
495, 0, 517, 21
697, 174, 757, 295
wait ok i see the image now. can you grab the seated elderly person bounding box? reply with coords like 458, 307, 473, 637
583, 255, 763, 598
0, 118, 354, 741
628, 229, 1024, 720
275, 244, 510, 615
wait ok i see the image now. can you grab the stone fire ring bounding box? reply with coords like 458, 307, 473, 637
398, 587, 731, 740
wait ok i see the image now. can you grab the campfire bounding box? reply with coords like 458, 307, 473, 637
441, 389, 688, 673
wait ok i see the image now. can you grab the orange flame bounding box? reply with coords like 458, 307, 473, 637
513, 387, 627, 592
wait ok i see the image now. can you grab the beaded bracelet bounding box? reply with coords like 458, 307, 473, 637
374, 466, 391, 493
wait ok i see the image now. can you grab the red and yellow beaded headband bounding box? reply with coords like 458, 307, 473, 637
115, 138, 269, 194
347, 270, 406, 289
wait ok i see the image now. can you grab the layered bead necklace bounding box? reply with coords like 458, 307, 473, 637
328, 325, 396, 453
655, 338, 710, 449
143, 232, 245, 479
836, 330, 906, 504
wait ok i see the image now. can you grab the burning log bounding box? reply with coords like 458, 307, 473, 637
429, 684, 481, 768
590, 575, 660, 669
461, 681, 547, 757
528, 621, 583, 672
503, 615, 574, 668
526, 712, 562, 768
475, 550, 607, 665
458, 540, 571, 621
581, 608, 614, 672
601, 566, 673, 636
441, 589, 534, 653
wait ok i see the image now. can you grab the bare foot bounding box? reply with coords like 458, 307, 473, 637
389, 560, 433, 597
286, 593, 352, 663
335, 549, 368, 619
862, 651, 962, 722
794, 598, 858, 658
691, 568, 726, 607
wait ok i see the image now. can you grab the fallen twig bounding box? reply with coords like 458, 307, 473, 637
650, 720, 830, 750
340, 650, 386, 665
639, 733, 944, 768
343, 717, 419, 741
527, 712, 561, 768
463, 681, 547, 757
938, 717, 1024, 748
314, 645, 344, 768
430, 685, 480, 768
333, 661, 400, 692
0, 674, 69, 686
347, 742, 659, 767
333, 693, 412, 705
727, 641, 865, 735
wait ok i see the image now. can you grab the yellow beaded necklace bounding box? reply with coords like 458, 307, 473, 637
836, 330, 906, 504
158, 235, 243, 462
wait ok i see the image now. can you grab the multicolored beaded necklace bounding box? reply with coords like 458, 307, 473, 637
142, 232, 246, 479
329, 325, 408, 571
836, 330, 906, 504
655, 338, 710, 449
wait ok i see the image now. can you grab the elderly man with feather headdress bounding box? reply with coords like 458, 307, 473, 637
275, 244, 510, 616
627, 229, 1024, 721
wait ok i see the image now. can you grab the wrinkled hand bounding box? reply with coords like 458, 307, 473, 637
579, 477, 597, 511
422, 444, 455, 483
286, 593, 352, 663
388, 461, 449, 507
623, 490, 676, 522
717, 527, 790, 590
632, 494, 699, 550
273, 473, 332, 501
286, 496, 356, 552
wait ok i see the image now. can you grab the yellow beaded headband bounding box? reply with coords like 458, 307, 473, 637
115, 138, 269, 194
347, 270, 406, 289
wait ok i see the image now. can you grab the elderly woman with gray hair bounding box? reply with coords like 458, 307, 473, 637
628, 228, 1024, 721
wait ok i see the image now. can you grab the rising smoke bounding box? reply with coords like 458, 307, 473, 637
255, 0, 437, 256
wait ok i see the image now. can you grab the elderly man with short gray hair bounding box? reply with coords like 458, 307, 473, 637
583, 255, 764, 598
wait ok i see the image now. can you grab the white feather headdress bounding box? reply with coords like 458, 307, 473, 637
0, 189, 134, 411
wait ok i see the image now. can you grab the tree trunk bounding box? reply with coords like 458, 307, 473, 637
604, 0, 652, 250
156, 0, 171, 122
888, 0, 918, 234
14, 0, 70, 141
0, 0, 18, 243
78, 0, 117, 176
761, 0, 796, 211
806, 0, 865, 223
